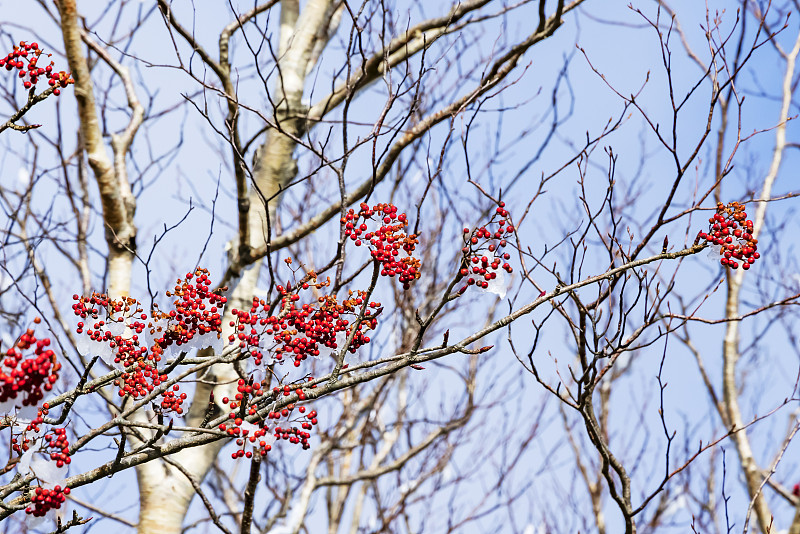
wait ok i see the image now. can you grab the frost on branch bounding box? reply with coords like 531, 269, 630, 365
482, 268, 507, 299
19, 443, 68, 487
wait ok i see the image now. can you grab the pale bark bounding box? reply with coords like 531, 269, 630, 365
58, 0, 138, 299
790, 503, 800, 534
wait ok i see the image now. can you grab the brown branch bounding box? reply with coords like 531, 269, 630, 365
240, 456, 261, 534
0, 86, 57, 134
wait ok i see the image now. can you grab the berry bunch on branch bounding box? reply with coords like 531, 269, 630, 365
0, 321, 71, 519
1, 318, 59, 410
0, 203, 424, 521
70, 268, 227, 414
0, 40, 74, 134
217, 378, 319, 457
343, 202, 420, 289
26, 485, 69, 517
0, 41, 73, 95
458, 202, 515, 294
697, 201, 760, 270
233, 284, 382, 368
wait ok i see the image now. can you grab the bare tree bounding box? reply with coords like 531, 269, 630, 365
0, 1, 798, 534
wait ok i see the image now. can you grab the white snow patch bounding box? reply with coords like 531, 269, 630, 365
265, 503, 306, 534
75, 335, 116, 367
0, 401, 40, 421
481, 269, 507, 299
706, 244, 723, 261
19, 448, 67, 489
17, 168, 30, 188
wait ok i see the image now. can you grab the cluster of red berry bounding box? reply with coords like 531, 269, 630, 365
272, 423, 313, 449
68, 266, 327, 456
160, 385, 187, 413
222, 282, 383, 456
0, 319, 60, 408
217, 378, 319, 458
11, 402, 72, 467
218, 400, 273, 459
72, 293, 169, 407
227, 423, 271, 459
263, 382, 316, 450
25, 485, 70, 517
698, 201, 760, 270
0, 41, 73, 95
65, 253, 405, 462
219, 378, 265, 413
9, 406, 70, 483
232, 285, 381, 368
43, 427, 70, 468
71, 269, 227, 414
162, 269, 226, 347
21, 404, 49, 438
458, 203, 515, 293
72, 293, 145, 355
342, 203, 421, 289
